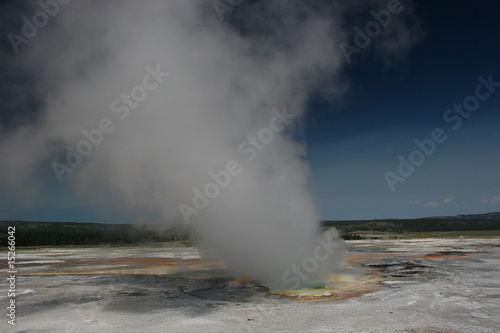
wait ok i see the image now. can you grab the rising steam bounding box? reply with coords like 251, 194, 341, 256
0, 0, 418, 285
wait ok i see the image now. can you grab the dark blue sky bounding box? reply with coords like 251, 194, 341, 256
306, 0, 500, 219
1, 0, 499, 222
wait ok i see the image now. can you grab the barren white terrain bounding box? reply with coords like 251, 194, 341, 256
2, 238, 499, 333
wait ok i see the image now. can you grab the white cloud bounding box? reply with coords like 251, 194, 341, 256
443, 197, 454, 203
407, 201, 420, 205
481, 195, 500, 203
422, 201, 439, 207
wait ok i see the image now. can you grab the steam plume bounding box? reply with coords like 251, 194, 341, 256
0, 0, 418, 284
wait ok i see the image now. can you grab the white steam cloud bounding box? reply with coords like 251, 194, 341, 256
0, 0, 419, 284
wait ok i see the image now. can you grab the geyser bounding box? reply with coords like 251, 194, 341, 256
0, 0, 419, 285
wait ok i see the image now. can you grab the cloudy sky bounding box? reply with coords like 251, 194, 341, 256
1, 0, 499, 223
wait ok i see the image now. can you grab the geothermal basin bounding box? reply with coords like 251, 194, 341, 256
1, 237, 499, 332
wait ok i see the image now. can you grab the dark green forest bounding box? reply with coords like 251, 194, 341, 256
322, 218, 500, 234
0, 221, 191, 247
1, 213, 499, 246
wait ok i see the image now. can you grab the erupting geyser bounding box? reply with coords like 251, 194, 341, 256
0, 0, 418, 286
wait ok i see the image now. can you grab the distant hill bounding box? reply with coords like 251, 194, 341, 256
322, 212, 500, 235
442, 212, 500, 220
1, 211, 499, 246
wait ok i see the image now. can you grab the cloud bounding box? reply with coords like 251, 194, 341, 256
481, 195, 500, 203
407, 201, 420, 205
422, 201, 439, 207
443, 197, 454, 204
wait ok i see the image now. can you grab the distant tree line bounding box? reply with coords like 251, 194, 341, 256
341, 234, 364, 240
0, 221, 192, 247
322, 218, 500, 234
1, 217, 499, 247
